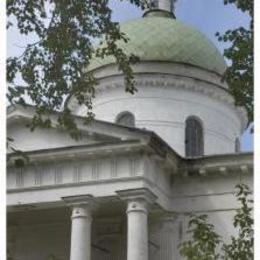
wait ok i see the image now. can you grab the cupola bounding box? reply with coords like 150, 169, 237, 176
68, 0, 247, 157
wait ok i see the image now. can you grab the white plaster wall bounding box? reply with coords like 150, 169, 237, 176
171, 211, 239, 260
8, 122, 96, 152
73, 72, 244, 157
93, 85, 241, 156
170, 172, 253, 208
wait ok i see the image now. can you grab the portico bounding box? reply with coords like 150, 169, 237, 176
61, 189, 157, 260
8, 189, 175, 260
7, 108, 179, 259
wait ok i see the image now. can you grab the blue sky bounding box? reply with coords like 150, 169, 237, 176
7, 0, 253, 151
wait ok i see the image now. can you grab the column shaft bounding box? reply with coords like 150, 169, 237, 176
70, 205, 92, 260
127, 200, 148, 260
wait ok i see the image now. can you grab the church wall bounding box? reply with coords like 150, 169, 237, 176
7, 121, 97, 152
172, 210, 241, 259
87, 74, 243, 156
170, 171, 253, 259
141, 154, 253, 258
170, 170, 252, 212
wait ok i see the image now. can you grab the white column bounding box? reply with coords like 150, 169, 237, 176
127, 199, 149, 260
116, 188, 157, 260
70, 205, 92, 260
62, 195, 96, 260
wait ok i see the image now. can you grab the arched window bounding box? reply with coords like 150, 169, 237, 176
235, 137, 240, 153
185, 116, 204, 157
116, 111, 135, 127
150, 0, 158, 8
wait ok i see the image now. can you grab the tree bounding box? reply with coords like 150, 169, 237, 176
222, 184, 254, 260
7, 0, 146, 139
178, 214, 222, 260
216, 0, 253, 123
179, 184, 254, 260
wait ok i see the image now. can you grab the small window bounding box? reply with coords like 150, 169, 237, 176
150, 0, 158, 8
185, 116, 204, 157
116, 112, 135, 127
235, 137, 240, 153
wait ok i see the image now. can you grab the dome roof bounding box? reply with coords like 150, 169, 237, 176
89, 15, 226, 75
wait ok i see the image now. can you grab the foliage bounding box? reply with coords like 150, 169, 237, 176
7, 0, 146, 139
179, 214, 222, 260
179, 184, 253, 260
222, 184, 254, 260
216, 0, 253, 123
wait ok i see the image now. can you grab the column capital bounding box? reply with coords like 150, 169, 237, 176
116, 188, 157, 205
62, 195, 98, 221
62, 194, 97, 209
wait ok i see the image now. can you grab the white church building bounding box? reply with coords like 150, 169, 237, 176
7, 1, 253, 260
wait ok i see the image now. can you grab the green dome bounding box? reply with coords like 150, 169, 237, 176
89, 15, 226, 75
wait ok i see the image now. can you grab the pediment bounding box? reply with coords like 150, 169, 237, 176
7, 105, 149, 153
8, 121, 102, 153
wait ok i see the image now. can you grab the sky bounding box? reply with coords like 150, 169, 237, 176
7, 0, 253, 152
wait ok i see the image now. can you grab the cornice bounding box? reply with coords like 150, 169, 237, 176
89, 61, 226, 82
116, 188, 158, 206
7, 140, 145, 166
179, 152, 253, 177
69, 74, 247, 129
95, 75, 229, 101
62, 194, 98, 210
7, 176, 146, 194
